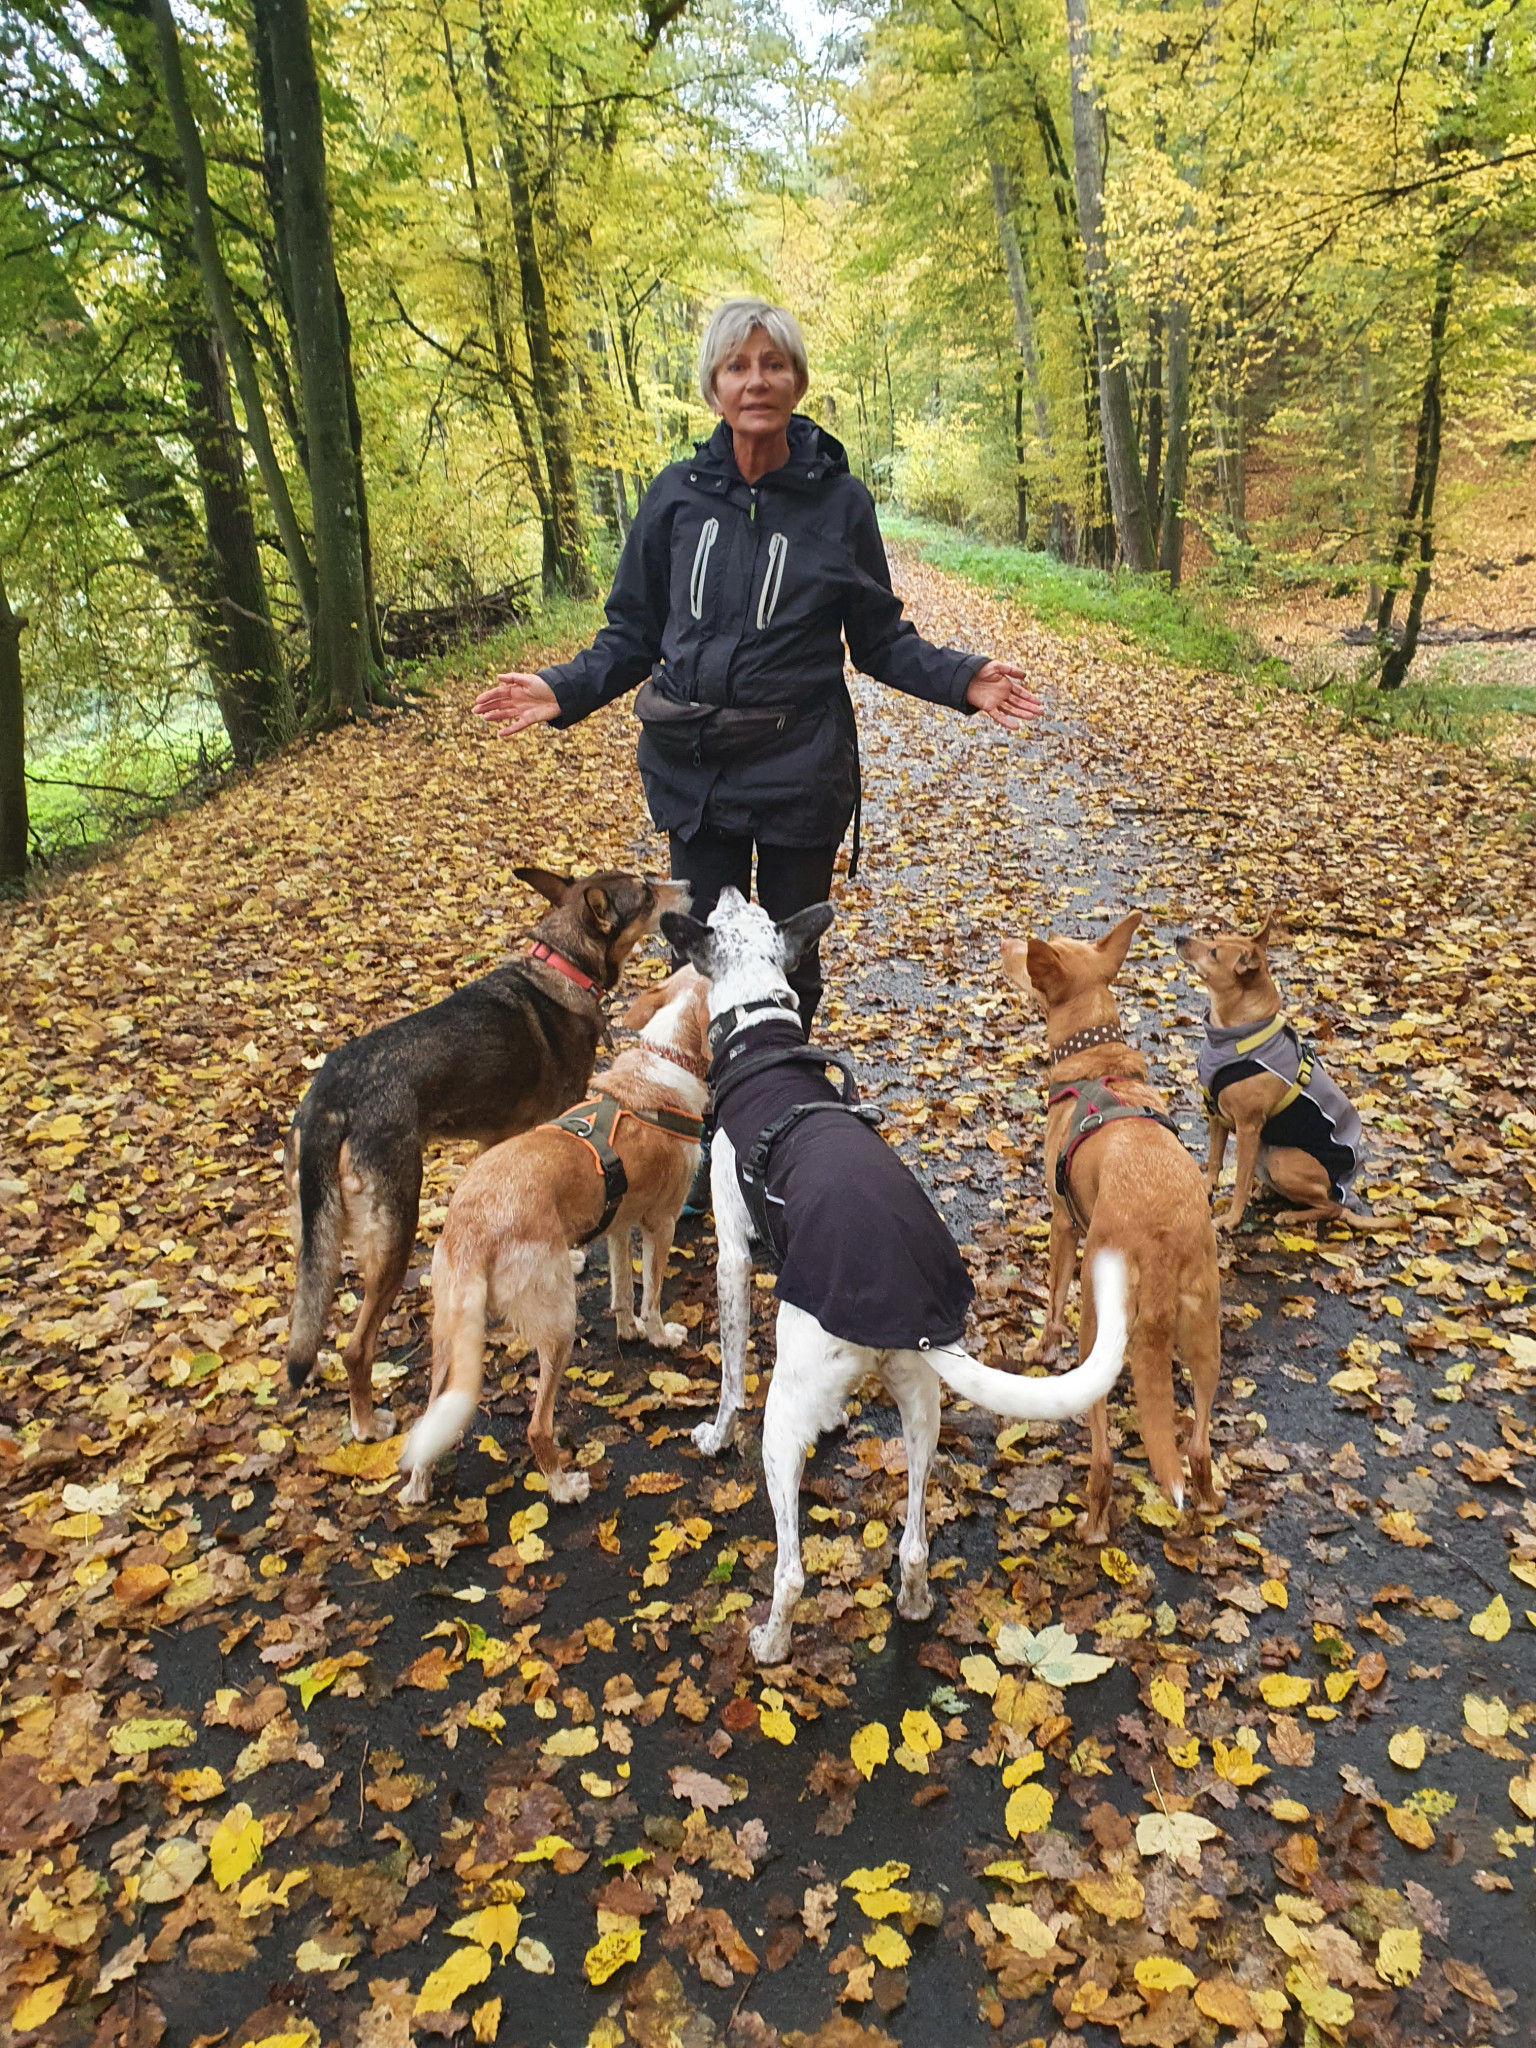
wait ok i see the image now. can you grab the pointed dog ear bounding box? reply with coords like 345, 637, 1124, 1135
580, 883, 620, 936
999, 937, 1033, 992
662, 911, 713, 973
1253, 908, 1278, 949
1095, 910, 1143, 975
1233, 946, 1263, 981
777, 901, 835, 971
514, 865, 571, 906
1023, 938, 1067, 1001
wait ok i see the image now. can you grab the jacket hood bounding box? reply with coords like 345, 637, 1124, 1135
690, 414, 850, 492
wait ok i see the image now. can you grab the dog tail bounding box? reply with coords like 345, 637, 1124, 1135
286, 1105, 347, 1390
399, 1241, 487, 1485
928, 1250, 1128, 1420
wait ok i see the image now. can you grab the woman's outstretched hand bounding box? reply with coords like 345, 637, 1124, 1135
965, 660, 1044, 732
474, 671, 561, 737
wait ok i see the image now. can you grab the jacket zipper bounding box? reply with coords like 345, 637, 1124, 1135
689, 517, 719, 620
756, 532, 788, 631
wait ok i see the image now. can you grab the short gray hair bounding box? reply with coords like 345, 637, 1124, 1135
697, 298, 810, 407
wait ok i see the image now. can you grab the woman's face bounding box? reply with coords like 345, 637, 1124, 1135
711, 326, 803, 440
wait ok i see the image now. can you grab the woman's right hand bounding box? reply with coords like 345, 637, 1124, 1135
474, 671, 560, 737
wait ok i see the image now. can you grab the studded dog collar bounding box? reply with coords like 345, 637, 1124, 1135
647, 1041, 709, 1081
1049, 1020, 1134, 1064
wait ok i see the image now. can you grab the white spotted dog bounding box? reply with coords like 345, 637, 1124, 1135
663, 889, 1128, 1666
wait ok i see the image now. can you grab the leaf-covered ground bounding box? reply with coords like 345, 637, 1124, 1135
1, 558, 1534, 2048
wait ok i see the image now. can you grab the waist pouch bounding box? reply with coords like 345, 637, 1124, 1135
635, 677, 831, 765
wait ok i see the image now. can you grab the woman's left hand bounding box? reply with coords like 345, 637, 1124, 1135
965, 661, 1043, 731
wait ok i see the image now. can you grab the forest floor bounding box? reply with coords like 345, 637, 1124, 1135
2, 557, 1535, 2048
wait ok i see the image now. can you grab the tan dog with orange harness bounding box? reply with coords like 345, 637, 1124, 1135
397, 967, 710, 1505
1002, 913, 1223, 1544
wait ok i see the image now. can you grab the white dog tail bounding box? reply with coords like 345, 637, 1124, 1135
927, 1250, 1127, 1419
401, 1387, 477, 1480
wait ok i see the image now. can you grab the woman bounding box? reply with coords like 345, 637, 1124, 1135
476, 296, 1041, 1029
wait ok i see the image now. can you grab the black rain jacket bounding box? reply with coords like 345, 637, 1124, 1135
540, 417, 987, 847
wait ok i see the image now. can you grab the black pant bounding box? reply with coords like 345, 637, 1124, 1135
668, 831, 838, 1033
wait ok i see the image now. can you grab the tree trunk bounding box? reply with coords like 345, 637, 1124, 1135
1159, 300, 1190, 585
440, 10, 559, 567
1143, 307, 1163, 520
1063, 0, 1157, 570
170, 315, 294, 761
0, 566, 26, 883
144, 0, 318, 628
255, 0, 381, 718
480, 13, 592, 598
1378, 244, 1455, 689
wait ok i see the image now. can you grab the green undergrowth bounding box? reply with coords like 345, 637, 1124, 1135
403, 591, 608, 695
881, 512, 1262, 676
1285, 669, 1536, 754
24, 719, 230, 869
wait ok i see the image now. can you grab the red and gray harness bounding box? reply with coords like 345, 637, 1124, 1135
542, 1092, 705, 1245
1049, 1076, 1182, 1232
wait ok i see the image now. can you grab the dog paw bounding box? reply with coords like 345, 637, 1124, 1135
748, 1622, 791, 1666
691, 1417, 734, 1456
1215, 1210, 1245, 1234
546, 1468, 591, 1505
648, 1321, 687, 1350
614, 1314, 642, 1341
569, 1248, 587, 1274
397, 1468, 431, 1507
1022, 1335, 1060, 1366
897, 1582, 934, 1624
347, 1407, 395, 1444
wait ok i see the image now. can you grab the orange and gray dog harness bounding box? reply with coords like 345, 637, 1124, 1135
1049, 1077, 1181, 1232
544, 1092, 705, 1245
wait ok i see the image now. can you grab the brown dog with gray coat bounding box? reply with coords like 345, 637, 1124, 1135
1002, 912, 1223, 1543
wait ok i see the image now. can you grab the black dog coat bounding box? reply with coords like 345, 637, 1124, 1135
710, 1019, 974, 1351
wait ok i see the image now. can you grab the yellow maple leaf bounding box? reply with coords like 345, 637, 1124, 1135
1100, 1547, 1137, 1586
449, 1903, 522, 1960
842, 1862, 909, 1892
417, 1945, 493, 2013
471, 1999, 502, 2045
849, 1723, 889, 1781
758, 1704, 795, 1744
1004, 1782, 1054, 1839
1213, 1737, 1269, 1786
1286, 1965, 1353, 2033
317, 1435, 402, 1479
1377, 1926, 1422, 1985
209, 1802, 263, 1889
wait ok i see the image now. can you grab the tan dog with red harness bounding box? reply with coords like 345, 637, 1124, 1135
397, 967, 710, 1505
1002, 913, 1223, 1544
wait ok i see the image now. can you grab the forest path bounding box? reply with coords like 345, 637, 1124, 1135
0, 555, 1532, 2047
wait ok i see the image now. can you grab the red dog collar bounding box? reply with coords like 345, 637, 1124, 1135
527, 941, 598, 993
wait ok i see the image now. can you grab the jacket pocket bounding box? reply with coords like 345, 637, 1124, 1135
756, 531, 788, 630
689, 518, 719, 620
